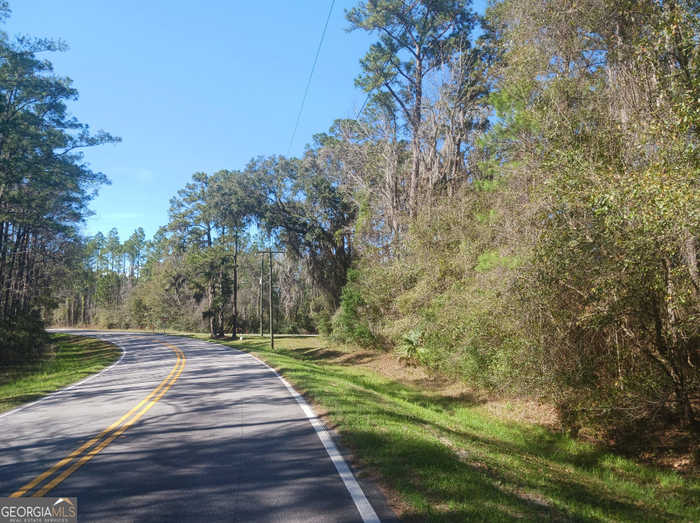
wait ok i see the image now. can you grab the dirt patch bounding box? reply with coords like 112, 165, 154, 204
483, 399, 560, 430
301, 344, 561, 428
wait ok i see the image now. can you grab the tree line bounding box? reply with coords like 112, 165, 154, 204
5, 0, 699, 437
54, 160, 355, 338
0, 2, 117, 362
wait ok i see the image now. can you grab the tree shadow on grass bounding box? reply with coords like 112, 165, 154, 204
294, 347, 348, 361
335, 396, 687, 521
268, 354, 696, 521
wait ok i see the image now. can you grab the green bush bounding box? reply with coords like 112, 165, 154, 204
313, 309, 333, 337
0, 312, 50, 364
331, 269, 376, 347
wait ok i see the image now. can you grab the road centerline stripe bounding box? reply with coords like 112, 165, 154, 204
35, 345, 186, 497
10, 342, 185, 498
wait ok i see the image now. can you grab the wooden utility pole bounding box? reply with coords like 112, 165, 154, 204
257, 249, 284, 350
232, 231, 238, 339
269, 250, 273, 349
259, 255, 263, 337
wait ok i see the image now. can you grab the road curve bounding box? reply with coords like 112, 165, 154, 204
0, 331, 393, 522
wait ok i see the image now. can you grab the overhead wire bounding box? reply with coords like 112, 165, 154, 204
353, 54, 395, 121
354, 92, 371, 120
287, 0, 337, 155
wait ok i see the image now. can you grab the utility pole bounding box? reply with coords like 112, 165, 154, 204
257, 249, 284, 350
259, 255, 263, 337
232, 231, 238, 340
269, 250, 273, 349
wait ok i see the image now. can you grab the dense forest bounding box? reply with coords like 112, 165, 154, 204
3, 0, 698, 440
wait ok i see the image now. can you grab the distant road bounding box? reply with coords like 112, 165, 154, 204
0, 331, 392, 522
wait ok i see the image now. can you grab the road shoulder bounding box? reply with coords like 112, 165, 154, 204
0, 333, 123, 416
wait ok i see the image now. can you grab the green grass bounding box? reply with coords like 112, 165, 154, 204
186, 333, 699, 522
0, 334, 121, 413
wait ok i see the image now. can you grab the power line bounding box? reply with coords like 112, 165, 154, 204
354, 55, 394, 121
355, 92, 371, 120
287, 0, 336, 155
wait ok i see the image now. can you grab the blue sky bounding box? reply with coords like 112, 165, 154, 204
7, 0, 486, 241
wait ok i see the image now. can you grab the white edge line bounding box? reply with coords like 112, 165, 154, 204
0, 334, 126, 420
244, 351, 381, 523
147, 334, 381, 522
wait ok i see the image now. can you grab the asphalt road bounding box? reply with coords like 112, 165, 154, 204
0, 331, 394, 522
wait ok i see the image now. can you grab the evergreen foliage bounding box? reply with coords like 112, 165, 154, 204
0, 4, 117, 362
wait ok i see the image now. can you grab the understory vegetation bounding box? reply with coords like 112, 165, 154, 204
1, 0, 697, 461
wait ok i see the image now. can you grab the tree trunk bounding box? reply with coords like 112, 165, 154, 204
649, 295, 695, 427
683, 233, 699, 300
409, 50, 423, 218
208, 283, 215, 338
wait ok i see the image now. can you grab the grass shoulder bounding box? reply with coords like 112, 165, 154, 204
184, 333, 698, 521
0, 333, 121, 413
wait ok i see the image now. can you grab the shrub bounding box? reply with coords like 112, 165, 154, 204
0, 311, 50, 364
331, 269, 377, 347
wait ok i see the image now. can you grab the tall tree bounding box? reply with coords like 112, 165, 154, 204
106, 228, 121, 273
247, 150, 357, 309
124, 227, 146, 280
208, 170, 260, 336
347, 0, 476, 215
167, 172, 248, 337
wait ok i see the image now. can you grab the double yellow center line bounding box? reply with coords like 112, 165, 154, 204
11, 342, 186, 498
